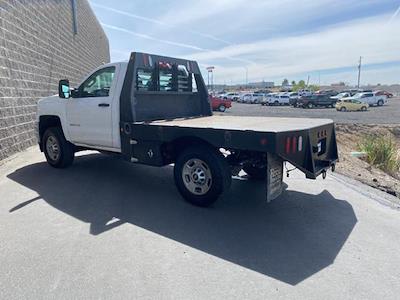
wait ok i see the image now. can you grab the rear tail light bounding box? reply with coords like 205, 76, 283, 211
285, 136, 303, 154
285, 137, 291, 154
292, 136, 297, 153
298, 136, 303, 151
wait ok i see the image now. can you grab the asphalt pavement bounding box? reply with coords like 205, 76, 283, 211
1, 148, 400, 299
226, 97, 400, 124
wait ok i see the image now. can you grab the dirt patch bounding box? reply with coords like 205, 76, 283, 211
335, 123, 400, 198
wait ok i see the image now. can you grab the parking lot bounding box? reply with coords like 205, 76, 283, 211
226, 97, 400, 124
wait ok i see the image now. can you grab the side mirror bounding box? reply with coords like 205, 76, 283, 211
58, 79, 70, 99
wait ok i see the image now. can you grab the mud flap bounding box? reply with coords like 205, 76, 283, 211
266, 153, 284, 202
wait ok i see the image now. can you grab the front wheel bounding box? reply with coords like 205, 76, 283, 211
42, 127, 74, 168
218, 105, 226, 112
340, 107, 346, 112
174, 146, 231, 207
307, 102, 313, 109
361, 106, 367, 111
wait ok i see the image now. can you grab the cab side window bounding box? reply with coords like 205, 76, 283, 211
79, 67, 115, 98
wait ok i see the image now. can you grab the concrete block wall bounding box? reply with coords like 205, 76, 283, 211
0, 0, 110, 160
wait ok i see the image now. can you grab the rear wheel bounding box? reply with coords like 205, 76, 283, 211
377, 100, 384, 106
218, 105, 226, 112
42, 127, 74, 168
274, 101, 279, 106
174, 146, 231, 207
340, 107, 346, 112
307, 102, 313, 109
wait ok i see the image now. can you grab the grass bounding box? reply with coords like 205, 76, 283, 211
358, 135, 400, 176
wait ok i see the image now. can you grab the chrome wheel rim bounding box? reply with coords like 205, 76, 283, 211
46, 135, 60, 161
182, 159, 212, 195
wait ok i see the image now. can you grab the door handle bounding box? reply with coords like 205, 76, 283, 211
98, 103, 110, 107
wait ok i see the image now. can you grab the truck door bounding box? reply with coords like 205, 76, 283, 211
66, 66, 116, 148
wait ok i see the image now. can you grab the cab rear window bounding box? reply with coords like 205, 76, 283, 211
136, 62, 196, 93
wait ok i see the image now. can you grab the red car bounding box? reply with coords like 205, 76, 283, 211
375, 90, 393, 98
210, 95, 232, 112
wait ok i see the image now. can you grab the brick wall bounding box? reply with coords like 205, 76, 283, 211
0, 0, 110, 160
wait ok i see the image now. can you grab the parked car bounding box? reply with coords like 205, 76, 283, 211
375, 90, 393, 98
265, 93, 290, 106
348, 92, 387, 106
210, 95, 232, 112
298, 89, 313, 97
261, 93, 276, 105
330, 92, 351, 101
341, 89, 358, 96
336, 99, 368, 112
241, 93, 263, 104
223, 92, 240, 101
316, 90, 338, 97
287, 92, 300, 106
298, 94, 336, 108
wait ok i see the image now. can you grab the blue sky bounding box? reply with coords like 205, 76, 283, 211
89, 0, 400, 85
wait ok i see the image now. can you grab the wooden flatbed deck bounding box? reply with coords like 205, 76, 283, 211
144, 116, 333, 133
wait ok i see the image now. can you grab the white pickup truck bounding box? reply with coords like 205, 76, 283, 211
347, 92, 387, 106
262, 93, 290, 106
37, 52, 338, 207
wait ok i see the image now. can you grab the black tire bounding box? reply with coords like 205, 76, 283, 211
274, 101, 279, 106
361, 106, 367, 111
340, 107, 346, 112
307, 102, 313, 109
174, 146, 231, 207
42, 127, 74, 168
218, 105, 226, 112
243, 164, 267, 180
377, 100, 384, 106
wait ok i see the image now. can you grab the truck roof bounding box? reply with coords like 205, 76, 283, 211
102, 61, 128, 68
144, 115, 333, 133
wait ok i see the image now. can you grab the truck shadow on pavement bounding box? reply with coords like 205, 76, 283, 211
8, 153, 357, 285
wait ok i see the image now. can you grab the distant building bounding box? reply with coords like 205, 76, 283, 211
331, 82, 346, 87
264, 82, 275, 88
0, 0, 110, 160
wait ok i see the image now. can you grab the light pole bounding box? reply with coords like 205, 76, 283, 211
357, 56, 362, 88
244, 66, 248, 88
206, 66, 215, 92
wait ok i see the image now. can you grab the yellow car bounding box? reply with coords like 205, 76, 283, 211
335, 99, 369, 112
